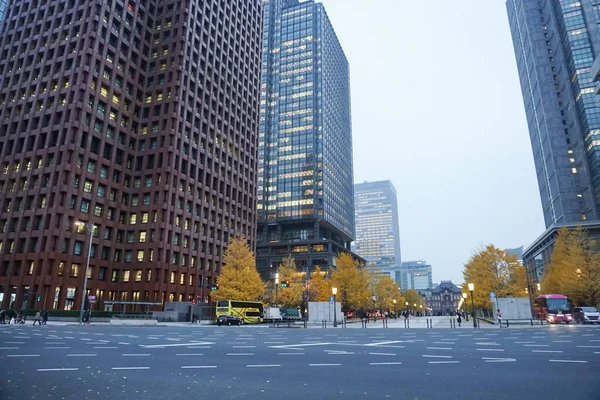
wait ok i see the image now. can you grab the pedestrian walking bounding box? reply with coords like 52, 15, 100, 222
457, 312, 462, 327
33, 311, 42, 326
497, 309, 502, 328
42, 310, 48, 325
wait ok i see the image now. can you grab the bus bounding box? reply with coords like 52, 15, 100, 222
216, 300, 263, 324
533, 294, 573, 324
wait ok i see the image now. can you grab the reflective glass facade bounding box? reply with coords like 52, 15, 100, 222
399, 261, 433, 291
507, 0, 600, 228
353, 180, 401, 273
0, 0, 7, 27
256, 0, 355, 277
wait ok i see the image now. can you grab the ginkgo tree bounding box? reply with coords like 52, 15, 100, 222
308, 265, 332, 302
277, 255, 304, 308
462, 244, 523, 312
542, 227, 600, 307
371, 273, 402, 311
210, 237, 265, 302
330, 252, 371, 312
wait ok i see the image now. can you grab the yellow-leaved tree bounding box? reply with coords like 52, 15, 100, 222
330, 253, 371, 312
371, 273, 402, 311
462, 244, 521, 311
277, 255, 304, 308
542, 227, 600, 306
308, 266, 332, 302
211, 237, 265, 302
402, 288, 424, 311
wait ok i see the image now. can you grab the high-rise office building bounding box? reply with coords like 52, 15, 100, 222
0, 0, 8, 27
256, 0, 355, 278
399, 260, 432, 291
353, 180, 401, 276
507, 0, 600, 228
0, 0, 263, 311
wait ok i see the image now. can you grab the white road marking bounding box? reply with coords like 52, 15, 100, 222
483, 358, 516, 363
246, 364, 280, 368
176, 353, 203, 356
140, 341, 214, 349
37, 368, 79, 372
264, 342, 284, 344
226, 353, 255, 356
67, 354, 96, 357
112, 367, 150, 370
524, 344, 550, 347
368, 352, 395, 356
427, 347, 452, 350
422, 355, 452, 358
552, 341, 572, 343
233, 345, 256, 348
4, 342, 24, 344
271, 343, 331, 349
365, 341, 407, 347
122, 354, 151, 357
477, 348, 505, 352
476, 343, 500, 346
577, 345, 600, 348
0, 347, 19, 350
514, 341, 534, 344
93, 347, 118, 349
533, 350, 563, 353
370, 362, 403, 365
7, 354, 40, 357
187, 346, 211, 349
309, 363, 341, 367
80, 338, 92, 341
44, 347, 70, 349
278, 353, 305, 356
118, 342, 130, 345
549, 360, 587, 363
181, 365, 217, 369
429, 361, 459, 364
433, 342, 455, 345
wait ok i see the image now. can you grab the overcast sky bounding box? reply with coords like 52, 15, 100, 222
320, 0, 544, 284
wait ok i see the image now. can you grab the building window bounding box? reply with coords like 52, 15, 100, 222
70, 263, 79, 278
123, 270, 130, 282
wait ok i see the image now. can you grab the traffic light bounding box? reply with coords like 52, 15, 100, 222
36, 295, 41, 302
281, 280, 290, 288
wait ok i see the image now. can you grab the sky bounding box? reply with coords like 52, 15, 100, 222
319, 0, 545, 284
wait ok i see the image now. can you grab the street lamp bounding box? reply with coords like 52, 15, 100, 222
275, 272, 279, 307
536, 283, 541, 293
393, 299, 396, 315
76, 221, 94, 325
468, 282, 476, 328
332, 287, 338, 327
462, 292, 468, 321
405, 301, 409, 315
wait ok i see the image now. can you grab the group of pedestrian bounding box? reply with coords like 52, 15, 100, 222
0, 309, 48, 325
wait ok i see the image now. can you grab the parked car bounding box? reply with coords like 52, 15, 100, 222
573, 307, 600, 324
217, 315, 243, 326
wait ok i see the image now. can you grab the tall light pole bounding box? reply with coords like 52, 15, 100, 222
76, 221, 94, 325
393, 299, 396, 316
462, 292, 468, 321
275, 272, 279, 308
468, 282, 476, 328
332, 287, 338, 327
536, 283, 541, 293
405, 301, 409, 315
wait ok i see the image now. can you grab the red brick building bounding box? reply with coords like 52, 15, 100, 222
0, 0, 262, 312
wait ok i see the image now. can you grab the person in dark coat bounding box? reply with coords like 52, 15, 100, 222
42, 310, 48, 325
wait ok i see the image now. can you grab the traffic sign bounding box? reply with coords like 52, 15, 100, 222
490, 292, 496, 299
88, 295, 96, 300
330, 296, 334, 303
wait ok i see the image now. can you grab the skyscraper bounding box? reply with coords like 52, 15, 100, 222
256, 0, 355, 278
0, 0, 263, 311
0, 0, 7, 27
399, 261, 432, 291
353, 180, 401, 279
507, 0, 600, 228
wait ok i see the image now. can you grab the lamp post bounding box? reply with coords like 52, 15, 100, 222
393, 299, 396, 316
76, 221, 94, 325
275, 272, 279, 307
405, 301, 409, 316
332, 287, 338, 327
536, 283, 541, 293
462, 292, 468, 321
468, 283, 476, 328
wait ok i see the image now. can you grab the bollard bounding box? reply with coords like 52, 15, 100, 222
407, 319, 410, 328
304, 318, 307, 329
477, 319, 480, 329
506, 320, 509, 328
426, 319, 429, 328
429, 318, 433, 328
530, 319, 533, 326
382, 318, 387, 328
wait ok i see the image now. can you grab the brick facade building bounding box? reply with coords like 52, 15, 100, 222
0, 0, 262, 312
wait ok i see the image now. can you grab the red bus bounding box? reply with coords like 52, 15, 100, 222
533, 294, 573, 324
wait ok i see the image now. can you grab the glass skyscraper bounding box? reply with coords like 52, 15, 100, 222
256, 0, 355, 278
0, 0, 8, 27
507, 0, 600, 228
353, 180, 401, 279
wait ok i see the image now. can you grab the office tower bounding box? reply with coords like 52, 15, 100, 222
507, 0, 600, 228
0, 0, 7, 27
256, 0, 355, 278
353, 180, 401, 279
399, 261, 432, 291
0, 0, 263, 311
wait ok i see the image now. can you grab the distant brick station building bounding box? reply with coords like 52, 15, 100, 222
429, 281, 462, 315
0, 0, 263, 312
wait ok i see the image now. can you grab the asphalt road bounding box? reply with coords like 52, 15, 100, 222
0, 323, 599, 400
